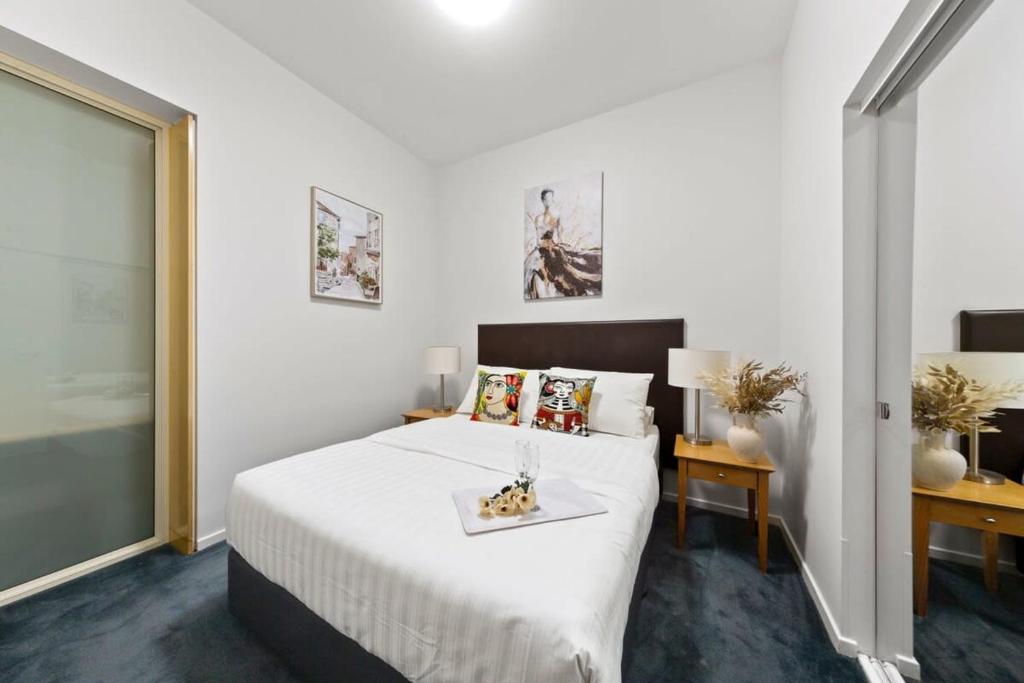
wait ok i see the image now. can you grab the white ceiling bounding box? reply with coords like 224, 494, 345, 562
186, 0, 797, 166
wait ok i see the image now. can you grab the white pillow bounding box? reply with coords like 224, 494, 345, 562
643, 406, 655, 429
550, 367, 653, 439
456, 366, 541, 425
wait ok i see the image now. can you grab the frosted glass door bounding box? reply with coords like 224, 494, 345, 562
0, 68, 156, 591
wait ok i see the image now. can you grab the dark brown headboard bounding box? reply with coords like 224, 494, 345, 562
960, 309, 1024, 571
478, 319, 685, 470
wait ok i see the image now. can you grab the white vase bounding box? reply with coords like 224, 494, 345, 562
912, 430, 966, 491
727, 413, 764, 462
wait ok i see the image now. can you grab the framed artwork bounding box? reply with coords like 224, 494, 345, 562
523, 171, 603, 300
310, 186, 382, 303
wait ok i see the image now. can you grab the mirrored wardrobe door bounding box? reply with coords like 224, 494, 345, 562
875, 0, 1024, 680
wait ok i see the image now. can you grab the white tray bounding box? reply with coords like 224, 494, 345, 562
452, 478, 607, 535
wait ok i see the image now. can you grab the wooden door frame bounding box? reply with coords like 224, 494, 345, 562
167, 112, 197, 554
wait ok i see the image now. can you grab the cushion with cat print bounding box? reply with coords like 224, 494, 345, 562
531, 372, 596, 436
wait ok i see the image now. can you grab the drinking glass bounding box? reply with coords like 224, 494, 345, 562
514, 440, 540, 511
514, 440, 540, 482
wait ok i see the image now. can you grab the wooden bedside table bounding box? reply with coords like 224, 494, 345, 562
402, 407, 455, 425
674, 436, 775, 573
912, 478, 1024, 616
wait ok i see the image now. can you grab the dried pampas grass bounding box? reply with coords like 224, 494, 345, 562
699, 360, 806, 418
912, 364, 1024, 434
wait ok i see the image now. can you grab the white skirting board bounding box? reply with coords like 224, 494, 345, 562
859, 654, 905, 683
197, 528, 227, 551
928, 543, 1019, 573
662, 491, 858, 657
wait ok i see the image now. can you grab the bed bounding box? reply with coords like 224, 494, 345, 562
227, 318, 685, 682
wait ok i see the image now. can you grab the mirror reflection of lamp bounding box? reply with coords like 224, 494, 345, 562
916, 352, 1024, 485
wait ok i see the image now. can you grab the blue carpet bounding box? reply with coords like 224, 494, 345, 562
915, 557, 1024, 683
0, 503, 862, 682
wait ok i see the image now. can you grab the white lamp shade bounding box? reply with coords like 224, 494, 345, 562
916, 351, 1024, 409
667, 349, 731, 389
424, 346, 460, 375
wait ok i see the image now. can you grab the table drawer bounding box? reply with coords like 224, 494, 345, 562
930, 499, 1024, 535
688, 461, 757, 488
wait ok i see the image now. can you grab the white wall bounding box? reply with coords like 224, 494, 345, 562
913, 0, 1024, 566
0, 0, 441, 541
436, 60, 783, 511
779, 0, 907, 653
913, 0, 1024, 352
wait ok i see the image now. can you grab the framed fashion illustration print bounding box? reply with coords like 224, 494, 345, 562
523, 172, 602, 300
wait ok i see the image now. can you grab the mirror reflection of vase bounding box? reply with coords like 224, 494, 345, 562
911, 430, 966, 491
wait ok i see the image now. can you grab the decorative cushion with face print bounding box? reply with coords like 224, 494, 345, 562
531, 372, 596, 437
470, 370, 528, 426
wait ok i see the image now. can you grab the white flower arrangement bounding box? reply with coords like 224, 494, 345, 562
478, 479, 537, 517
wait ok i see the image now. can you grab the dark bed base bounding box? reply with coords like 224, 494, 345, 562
228, 548, 406, 682
228, 529, 653, 682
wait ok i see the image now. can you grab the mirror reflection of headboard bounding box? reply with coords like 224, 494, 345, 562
478, 319, 685, 471
960, 309, 1024, 572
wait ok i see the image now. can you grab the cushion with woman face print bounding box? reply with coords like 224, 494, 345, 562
470, 370, 528, 426
456, 366, 542, 424
531, 372, 596, 437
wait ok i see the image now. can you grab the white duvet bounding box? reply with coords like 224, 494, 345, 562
227, 415, 659, 683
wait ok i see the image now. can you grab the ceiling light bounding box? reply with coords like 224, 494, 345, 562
435, 0, 512, 26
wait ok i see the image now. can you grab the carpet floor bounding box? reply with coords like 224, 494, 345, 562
914, 557, 1024, 683
1, 503, 863, 682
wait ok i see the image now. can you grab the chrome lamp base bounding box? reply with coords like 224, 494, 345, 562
964, 424, 1006, 485
435, 375, 453, 415
964, 469, 1006, 485
682, 387, 714, 447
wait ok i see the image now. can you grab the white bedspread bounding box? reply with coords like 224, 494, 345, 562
227, 415, 660, 683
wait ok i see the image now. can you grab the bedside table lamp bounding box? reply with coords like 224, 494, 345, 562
917, 352, 1024, 485
425, 346, 460, 413
668, 349, 731, 446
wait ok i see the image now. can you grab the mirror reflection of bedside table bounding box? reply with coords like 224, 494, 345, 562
402, 407, 455, 425
674, 436, 775, 573
912, 478, 1024, 616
